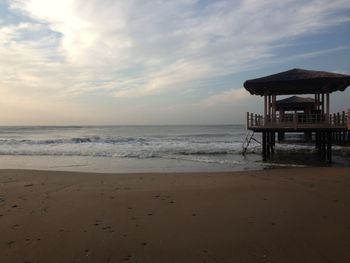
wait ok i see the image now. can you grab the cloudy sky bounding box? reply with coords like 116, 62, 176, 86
1, 0, 350, 125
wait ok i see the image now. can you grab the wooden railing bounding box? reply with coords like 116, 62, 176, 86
247, 110, 349, 130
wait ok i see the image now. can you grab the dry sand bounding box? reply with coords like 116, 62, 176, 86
0, 167, 350, 263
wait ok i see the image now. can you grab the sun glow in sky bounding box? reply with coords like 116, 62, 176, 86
0, 0, 350, 125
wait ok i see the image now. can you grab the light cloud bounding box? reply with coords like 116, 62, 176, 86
0, 0, 349, 124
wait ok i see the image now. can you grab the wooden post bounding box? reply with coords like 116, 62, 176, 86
326, 92, 330, 124
293, 112, 297, 130
327, 131, 332, 163
314, 94, 317, 110
266, 131, 270, 159
246, 112, 249, 129
267, 95, 273, 126
272, 95, 276, 122
271, 132, 275, 153
264, 95, 267, 126
254, 114, 257, 126
262, 132, 267, 161
337, 112, 340, 126
321, 93, 325, 115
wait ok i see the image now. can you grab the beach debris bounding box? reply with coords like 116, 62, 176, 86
24, 184, 34, 187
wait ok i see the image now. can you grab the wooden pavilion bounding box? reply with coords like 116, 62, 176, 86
243, 68, 350, 163
275, 96, 317, 142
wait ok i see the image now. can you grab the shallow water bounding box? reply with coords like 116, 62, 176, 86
0, 125, 348, 173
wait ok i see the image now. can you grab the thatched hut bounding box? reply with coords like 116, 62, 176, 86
243, 68, 350, 163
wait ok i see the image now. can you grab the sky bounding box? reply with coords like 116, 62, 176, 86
0, 0, 350, 125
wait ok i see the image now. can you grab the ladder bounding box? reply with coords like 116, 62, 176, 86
242, 130, 260, 155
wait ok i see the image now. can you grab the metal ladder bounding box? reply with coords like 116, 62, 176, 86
242, 130, 260, 155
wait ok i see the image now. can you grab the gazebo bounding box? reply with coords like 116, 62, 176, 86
243, 68, 350, 162
275, 96, 317, 142
275, 96, 316, 113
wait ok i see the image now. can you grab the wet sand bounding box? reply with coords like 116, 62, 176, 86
0, 168, 350, 263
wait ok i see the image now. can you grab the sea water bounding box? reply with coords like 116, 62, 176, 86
0, 125, 348, 173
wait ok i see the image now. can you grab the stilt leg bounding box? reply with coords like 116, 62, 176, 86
262, 132, 267, 161
327, 131, 332, 164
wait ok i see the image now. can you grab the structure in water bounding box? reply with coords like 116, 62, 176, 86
243, 68, 350, 163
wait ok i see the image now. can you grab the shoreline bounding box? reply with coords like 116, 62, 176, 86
1, 167, 350, 262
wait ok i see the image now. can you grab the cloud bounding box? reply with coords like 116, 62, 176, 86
0, 0, 349, 124
1, 0, 349, 100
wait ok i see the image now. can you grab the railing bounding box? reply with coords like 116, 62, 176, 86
247, 110, 349, 130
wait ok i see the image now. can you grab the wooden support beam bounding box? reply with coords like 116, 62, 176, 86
321, 93, 325, 115
262, 132, 267, 161
246, 112, 249, 129
327, 131, 332, 163
326, 93, 330, 123
264, 95, 267, 125
266, 131, 270, 160
270, 132, 275, 155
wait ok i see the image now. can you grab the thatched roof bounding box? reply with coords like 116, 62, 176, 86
276, 96, 315, 105
275, 96, 316, 111
244, 68, 350, 96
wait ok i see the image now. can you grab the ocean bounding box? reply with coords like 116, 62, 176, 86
0, 125, 348, 173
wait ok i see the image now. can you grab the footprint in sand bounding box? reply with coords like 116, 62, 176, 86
123, 254, 132, 261
7, 241, 15, 247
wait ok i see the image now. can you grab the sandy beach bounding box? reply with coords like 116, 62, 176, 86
0, 167, 350, 263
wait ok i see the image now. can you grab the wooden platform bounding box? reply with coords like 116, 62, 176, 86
246, 111, 350, 163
